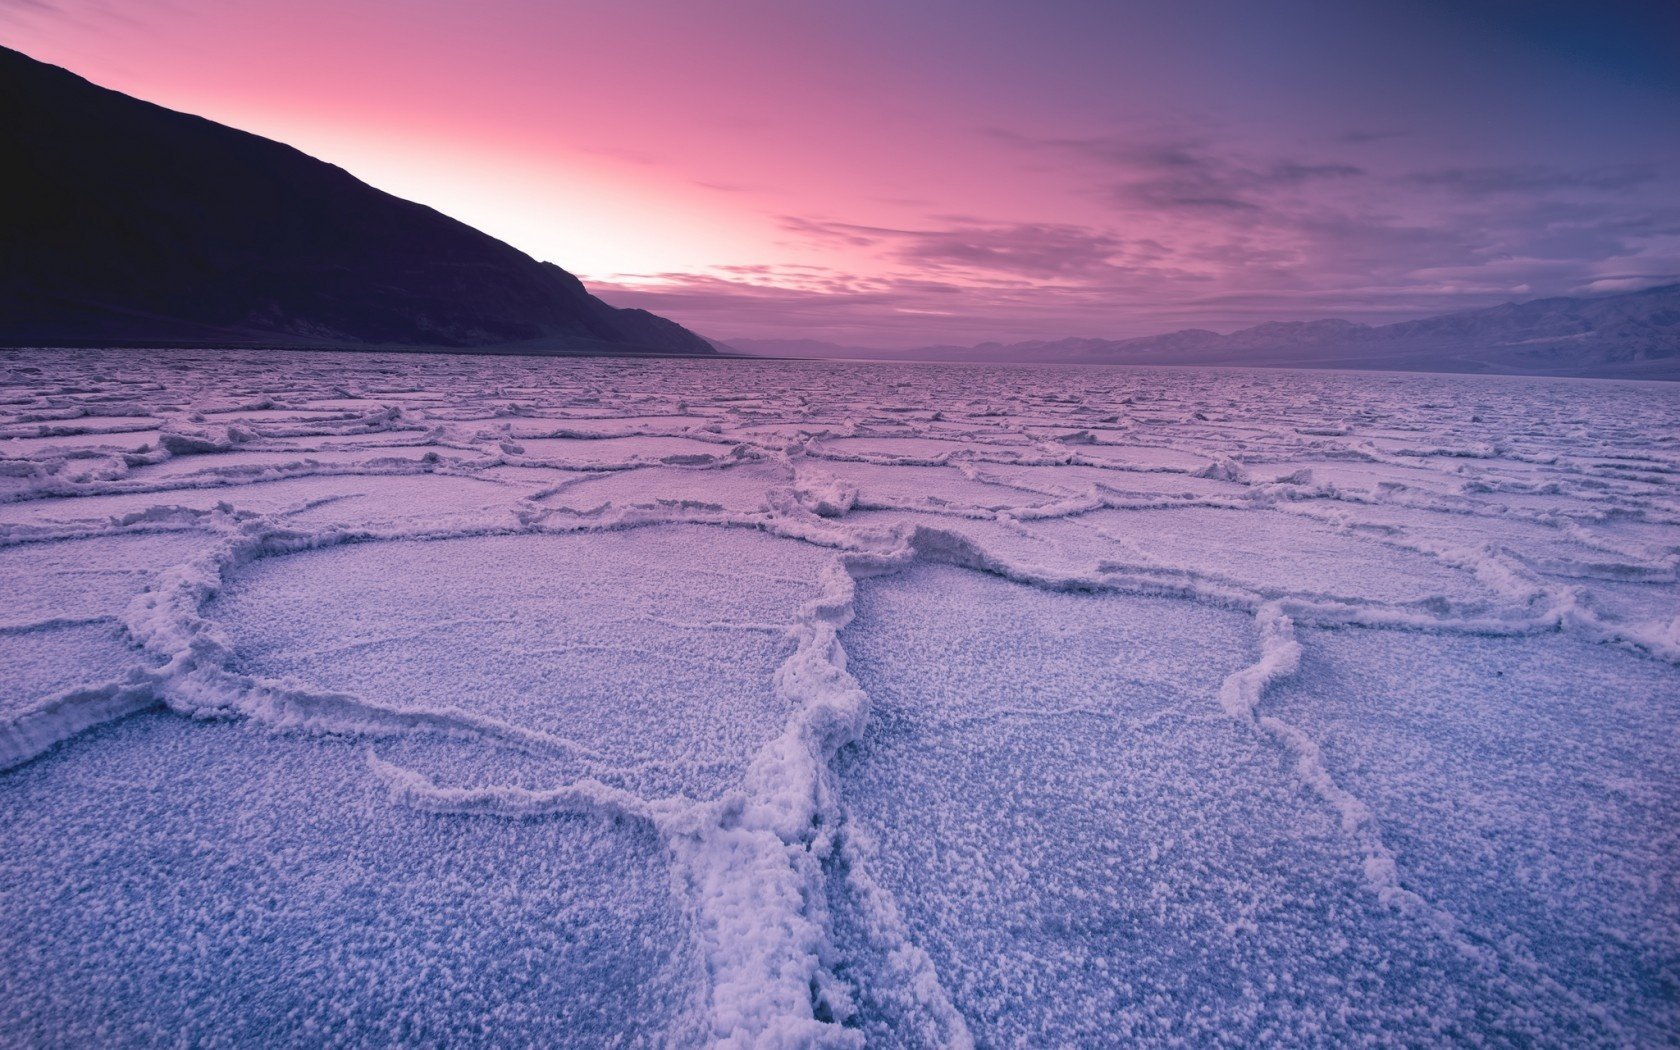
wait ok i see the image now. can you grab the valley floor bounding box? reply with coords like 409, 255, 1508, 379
1, 348, 1676, 1046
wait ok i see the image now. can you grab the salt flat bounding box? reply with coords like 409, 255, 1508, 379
1, 347, 1676, 1047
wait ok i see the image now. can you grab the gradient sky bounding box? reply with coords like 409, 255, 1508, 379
7, 0, 1680, 346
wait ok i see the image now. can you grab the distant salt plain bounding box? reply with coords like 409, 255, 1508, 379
1, 347, 1676, 1047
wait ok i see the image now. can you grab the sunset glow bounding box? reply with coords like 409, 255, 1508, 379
9, 0, 1678, 345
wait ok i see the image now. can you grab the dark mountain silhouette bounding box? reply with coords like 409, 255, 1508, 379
728, 283, 1680, 378
0, 46, 715, 355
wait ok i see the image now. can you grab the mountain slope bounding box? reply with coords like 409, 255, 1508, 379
1099, 284, 1680, 375
0, 46, 714, 355
734, 284, 1680, 378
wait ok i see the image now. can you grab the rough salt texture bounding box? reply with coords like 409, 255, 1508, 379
1, 346, 1676, 1047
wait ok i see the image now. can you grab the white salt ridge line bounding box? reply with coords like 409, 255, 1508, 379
0, 676, 161, 770
1276, 493, 1673, 577
1093, 548, 1433, 607
1216, 603, 1302, 719
267, 492, 372, 519
872, 514, 1644, 668
1095, 537, 1606, 644
194, 397, 325, 415
511, 453, 720, 472
99, 515, 616, 761
1349, 441, 1672, 512
1564, 604, 1680, 663
505, 443, 770, 475
1278, 596, 1565, 637
1556, 518, 1680, 564
952, 461, 1066, 497
367, 752, 664, 825
1089, 545, 1562, 634
528, 501, 786, 534
0, 458, 453, 504
148, 659, 608, 764
803, 445, 995, 469
1218, 603, 1628, 1039
777, 501, 1608, 647
0, 502, 264, 546
1525, 555, 1680, 583
808, 437, 1232, 480
0, 455, 131, 489
217, 413, 414, 441
970, 472, 1220, 513
153, 407, 411, 452
815, 468, 1106, 522
1259, 462, 1628, 522
147, 451, 484, 477
7, 405, 152, 424
850, 493, 1024, 520
661, 545, 975, 1047
521, 469, 614, 503
539, 498, 746, 523
1298, 514, 1680, 662
1004, 490, 1109, 520
499, 420, 773, 445
1218, 604, 1499, 962
0, 420, 161, 438
256, 433, 456, 455
497, 424, 750, 446
658, 555, 878, 1047
962, 454, 1607, 531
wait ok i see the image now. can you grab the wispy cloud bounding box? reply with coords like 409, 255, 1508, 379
593, 126, 1680, 346
1402, 163, 1659, 195
779, 217, 1142, 280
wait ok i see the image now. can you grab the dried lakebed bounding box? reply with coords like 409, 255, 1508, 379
1, 348, 1677, 1046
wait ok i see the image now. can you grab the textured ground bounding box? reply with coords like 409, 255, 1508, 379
1, 347, 1676, 1047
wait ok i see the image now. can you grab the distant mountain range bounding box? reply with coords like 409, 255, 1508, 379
727, 283, 1680, 379
0, 46, 715, 356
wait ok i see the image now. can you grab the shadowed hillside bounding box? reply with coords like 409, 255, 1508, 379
0, 46, 715, 355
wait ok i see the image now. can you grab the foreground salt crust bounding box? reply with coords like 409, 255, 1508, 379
1, 347, 1676, 1046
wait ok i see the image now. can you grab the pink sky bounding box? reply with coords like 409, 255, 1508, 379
6, 0, 1679, 346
